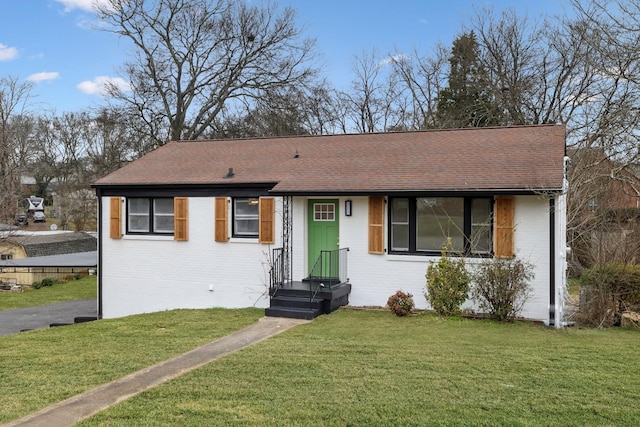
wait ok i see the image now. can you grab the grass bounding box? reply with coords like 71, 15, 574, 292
75, 311, 640, 426
2, 299, 639, 426
0, 307, 264, 423
0, 275, 97, 311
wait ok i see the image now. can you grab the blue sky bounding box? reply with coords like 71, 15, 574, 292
1, 0, 570, 113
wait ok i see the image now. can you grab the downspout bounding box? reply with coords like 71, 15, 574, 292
96, 189, 103, 319
549, 196, 555, 327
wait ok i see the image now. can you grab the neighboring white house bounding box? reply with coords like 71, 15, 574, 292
92, 125, 568, 327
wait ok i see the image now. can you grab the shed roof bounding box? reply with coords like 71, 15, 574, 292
4, 232, 97, 258
94, 125, 566, 194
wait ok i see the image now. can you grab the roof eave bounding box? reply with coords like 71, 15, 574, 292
269, 187, 564, 197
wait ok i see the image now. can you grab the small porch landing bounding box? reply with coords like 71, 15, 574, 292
265, 281, 351, 320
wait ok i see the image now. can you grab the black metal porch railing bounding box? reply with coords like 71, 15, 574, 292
270, 247, 287, 295
270, 248, 350, 293
308, 248, 349, 289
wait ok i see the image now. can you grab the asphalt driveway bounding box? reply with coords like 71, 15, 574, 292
0, 299, 97, 336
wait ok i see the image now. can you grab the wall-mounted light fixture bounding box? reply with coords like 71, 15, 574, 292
345, 199, 352, 216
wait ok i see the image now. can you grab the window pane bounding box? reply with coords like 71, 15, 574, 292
471, 198, 492, 253
392, 224, 409, 251
129, 214, 149, 232
314, 203, 335, 221
234, 198, 259, 236
416, 198, 464, 252
153, 198, 174, 233
129, 198, 149, 214
128, 199, 150, 232
391, 198, 409, 251
236, 219, 259, 234
154, 198, 174, 214
154, 216, 174, 232
236, 198, 259, 215
393, 198, 408, 221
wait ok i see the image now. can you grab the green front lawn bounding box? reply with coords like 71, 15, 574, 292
3, 306, 635, 426
77, 310, 640, 426
0, 307, 264, 423
0, 275, 97, 311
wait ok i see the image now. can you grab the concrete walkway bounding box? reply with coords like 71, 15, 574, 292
4, 316, 308, 427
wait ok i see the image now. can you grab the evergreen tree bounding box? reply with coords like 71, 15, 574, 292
436, 32, 502, 128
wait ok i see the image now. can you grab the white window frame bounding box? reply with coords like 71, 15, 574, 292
313, 203, 335, 221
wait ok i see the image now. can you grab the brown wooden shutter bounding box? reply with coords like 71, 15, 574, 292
494, 196, 515, 258
259, 197, 275, 244
109, 197, 122, 239
214, 197, 228, 242
368, 197, 385, 254
174, 197, 188, 241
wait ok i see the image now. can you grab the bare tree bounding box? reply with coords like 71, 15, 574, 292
208, 80, 339, 138
338, 49, 399, 133
30, 112, 89, 228
298, 82, 342, 135
0, 76, 34, 224
470, 7, 596, 127
388, 45, 449, 130
82, 108, 134, 179
96, 0, 319, 144
563, 0, 640, 272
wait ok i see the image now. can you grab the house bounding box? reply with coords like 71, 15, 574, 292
0, 231, 97, 286
566, 147, 640, 268
92, 125, 568, 327
568, 147, 640, 214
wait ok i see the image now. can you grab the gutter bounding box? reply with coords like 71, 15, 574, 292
96, 190, 103, 319
548, 196, 555, 327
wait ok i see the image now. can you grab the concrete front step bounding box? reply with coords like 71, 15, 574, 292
266, 282, 352, 319
265, 306, 322, 320
269, 295, 323, 310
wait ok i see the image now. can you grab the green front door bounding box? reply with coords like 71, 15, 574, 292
307, 199, 339, 276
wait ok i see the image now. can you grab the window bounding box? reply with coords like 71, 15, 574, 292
390, 197, 492, 255
233, 198, 259, 237
1, 254, 13, 260
390, 198, 409, 251
127, 198, 174, 234
470, 198, 492, 254
314, 203, 335, 221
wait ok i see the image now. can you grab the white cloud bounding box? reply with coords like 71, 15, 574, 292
27, 72, 61, 83
378, 53, 409, 68
54, 0, 111, 13
0, 43, 18, 61
77, 76, 131, 96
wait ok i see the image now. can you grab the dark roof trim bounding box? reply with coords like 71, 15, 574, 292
94, 182, 278, 198
94, 182, 562, 198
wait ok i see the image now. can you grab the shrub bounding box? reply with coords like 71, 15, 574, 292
425, 252, 470, 316
41, 277, 56, 287
32, 277, 57, 290
578, 263, 640, 327
471, 258, 534, 321
386, 290, 415, 316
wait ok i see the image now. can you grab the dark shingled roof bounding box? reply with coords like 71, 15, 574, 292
6, 232, 97, 258
94, 125, 566, 194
